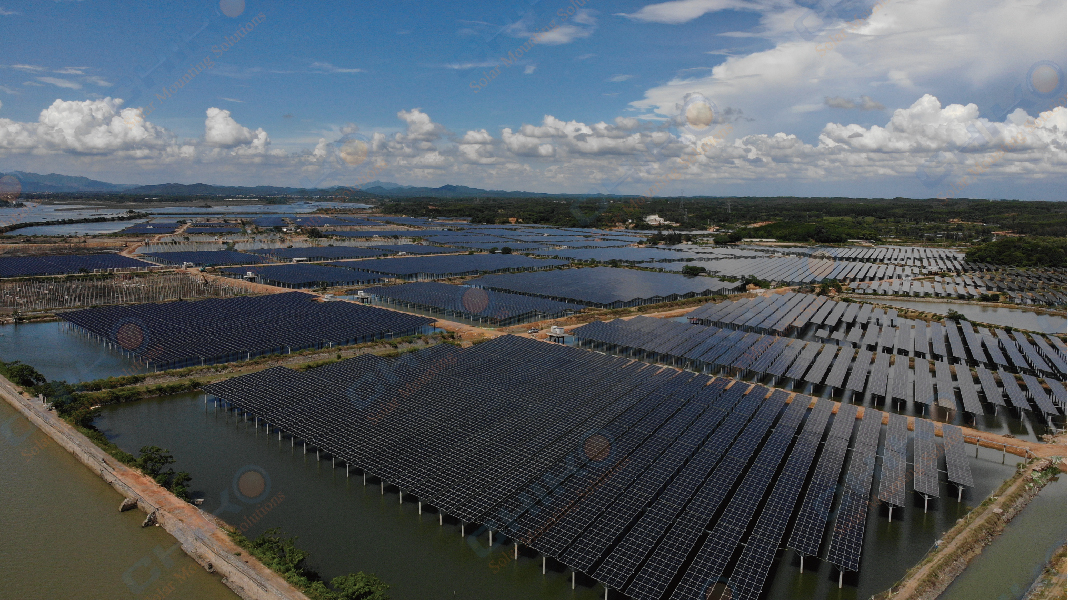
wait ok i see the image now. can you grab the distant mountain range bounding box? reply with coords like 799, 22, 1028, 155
1, 171, 616, 199
1, 171, 135, 193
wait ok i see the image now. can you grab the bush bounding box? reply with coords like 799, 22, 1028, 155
0, 361, 46, 387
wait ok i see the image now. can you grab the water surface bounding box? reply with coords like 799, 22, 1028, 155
0, 399, 238, 600
866, 299, 1066, 334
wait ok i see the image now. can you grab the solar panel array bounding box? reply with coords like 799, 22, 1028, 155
825, 407, 882, 573
0, 253, 154, 278
787, 403, 857, 557
119, 222, 181, 235
59, 292, 434, 369
203, 336, 938, 599
221, 264, 384, 288
469, 267, 738, 308
141, 250, 269, 267
246, 246, 389, 261
330, 254, 568, 280
362, 282, 584, 325
724, 398, 834, 600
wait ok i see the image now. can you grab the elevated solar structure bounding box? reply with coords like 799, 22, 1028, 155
878, 413, 909, 510
362, 282, 584, 325
528, 247, 687, 263
913, 418, 940, 505
787, 402, 857, 562
826, 407, 882, 576
942, 424, 974, 500
468, 266, 739, 308
186, 225, 242, 234
668, 393, 809, 600
140, 250, 269, 267
245, 246, 389, 261
202, 334, 970, 598
119, 222, 181, 235
330, 230, 419, 239
329, 254, 567, 281
221, 264, 384, 288
366, 244, 457, 255
0, 253, 155, 278
59, 291, 434, 370
723, 398, 833, 600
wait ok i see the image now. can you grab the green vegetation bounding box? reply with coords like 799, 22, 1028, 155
380, 196, 1066, 240
680, 265, 707, 277
747, 220, 880, 243
965, 237, 1067, 268
229, 528, 390, 600
817, 279, 844, 295
0, 361, 47, 387
136, 446, 192, 501
645, 231, 696, 245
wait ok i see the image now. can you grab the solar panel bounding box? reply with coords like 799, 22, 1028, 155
724, 398, 833, 600
913, 418, 940, 498
667, 397, 809, 599
877, 413, 908, 508
975, 367, 1006, 407
469, 266, 737, 308
0, 253, 154, 277
954, 366, 984, 414
786, 403, 858, 557
998, 368, 1032, 411
825, 407, 882, 572
942, 424, 974, 488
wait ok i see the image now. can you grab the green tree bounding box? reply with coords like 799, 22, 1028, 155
681, 265, 707, 277
137, 446, 176, 479
330, 573, 391, 600
500, 246, 513, 254
0, 361, 46, 387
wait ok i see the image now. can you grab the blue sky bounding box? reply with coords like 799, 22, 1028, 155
0, 0, 1064, 200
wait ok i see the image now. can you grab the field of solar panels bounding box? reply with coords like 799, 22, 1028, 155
84, 335, 1032, 600
1, 210, 1065, 600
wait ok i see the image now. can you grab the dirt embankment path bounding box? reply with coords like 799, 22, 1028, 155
0, 377, 310, 600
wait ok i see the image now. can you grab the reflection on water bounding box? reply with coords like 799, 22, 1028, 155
4, 220, 149, 236
0, 322, 146, 383
0, 399, 238, 600
95, 393, 1022, 600
867, 298, 1066, 334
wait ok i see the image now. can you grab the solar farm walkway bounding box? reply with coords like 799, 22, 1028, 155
59, 292, 435, 370
205, 335, 978, 599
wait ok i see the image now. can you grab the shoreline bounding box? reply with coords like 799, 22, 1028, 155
0, 374, 309, 600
